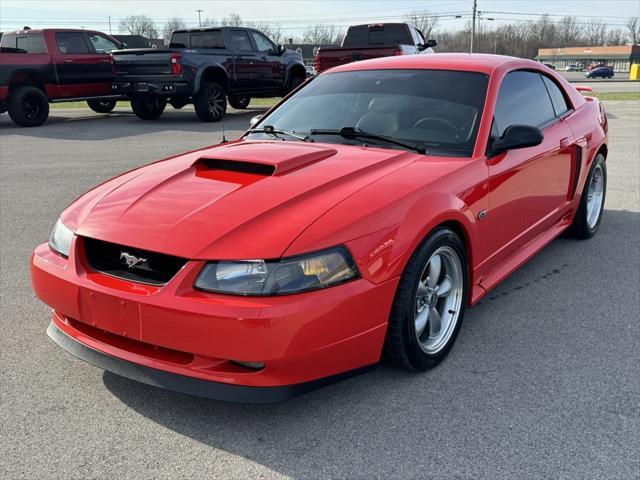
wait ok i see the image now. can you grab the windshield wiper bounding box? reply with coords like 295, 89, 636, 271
309, 127, 427, 154
247, 125, 310, 142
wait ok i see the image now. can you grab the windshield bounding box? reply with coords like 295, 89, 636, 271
248, 69, 489, 157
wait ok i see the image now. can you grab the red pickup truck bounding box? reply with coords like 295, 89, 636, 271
315, 23, 436, 73
0, 28, 123, 126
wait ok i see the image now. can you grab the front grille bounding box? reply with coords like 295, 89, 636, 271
83, 237, 187, 286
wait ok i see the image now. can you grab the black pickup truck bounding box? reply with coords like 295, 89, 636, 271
112, 27, 306, 121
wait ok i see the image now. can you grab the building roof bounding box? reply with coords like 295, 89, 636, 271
538, 45, 640, 59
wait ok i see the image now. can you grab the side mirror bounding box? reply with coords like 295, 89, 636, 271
425, 39, 437, 48
277, 44, 286, 55
489, 125, 543, 156
249, 114, 263, 127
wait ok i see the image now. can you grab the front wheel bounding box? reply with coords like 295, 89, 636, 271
130, 96, 166, 120
86, 99, 117, 113
7, 86, 49, 127
228, 95, 250, 109
194, 82, 227, 122
567, 153, 606, 238
384, 227, 468, 371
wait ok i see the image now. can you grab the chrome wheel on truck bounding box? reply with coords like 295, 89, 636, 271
195, 82, 227, 122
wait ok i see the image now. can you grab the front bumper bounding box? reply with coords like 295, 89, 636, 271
31, 240, 398, 401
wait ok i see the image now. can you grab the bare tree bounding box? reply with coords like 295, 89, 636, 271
221, 13, 243, 27
606, 28, 625, 46
201, 17, 218, 28
163, 17, 186, 43
404, 9, 439, 39
119, 14, 158, 39
585, 19, 607, 46
557, 16, 582, 46
627, 16, 640, 44
245, 21, 284, 44
302, 24, 341, 45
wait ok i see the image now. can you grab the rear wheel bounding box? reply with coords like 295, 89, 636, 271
194, 82, 227, 122
384, 227, 468, 371
86, 99, 117, 113
228, 95, 250, 109
286, 74, 304, 95
567, 153, 606, 239
130, 96, 166, 120
7, 86, 49, 127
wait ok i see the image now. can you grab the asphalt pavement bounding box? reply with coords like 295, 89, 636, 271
1, 102, 639, 479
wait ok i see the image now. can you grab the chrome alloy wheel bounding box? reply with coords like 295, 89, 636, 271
586, 163, 605, 229
208, 89, 225, 117
414, 246, 464, 354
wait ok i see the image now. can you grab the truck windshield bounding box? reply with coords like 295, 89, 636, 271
249, 69, 489, 157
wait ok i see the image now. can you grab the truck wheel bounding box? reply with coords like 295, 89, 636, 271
285, 74, 305, 95
131, 96, 166, 120
228, 96, 250, 109
86, 99, 117, 113
7, 86, 49, 127
194, 83, 227, 122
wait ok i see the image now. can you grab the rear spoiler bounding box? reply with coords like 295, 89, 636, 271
574, 85, 593, 93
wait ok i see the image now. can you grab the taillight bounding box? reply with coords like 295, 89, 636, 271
315, 52, 322, 73
170, 53, 182, 75
393, 48, 403, 56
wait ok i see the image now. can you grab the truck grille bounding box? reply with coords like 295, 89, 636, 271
83, 237, 187, 286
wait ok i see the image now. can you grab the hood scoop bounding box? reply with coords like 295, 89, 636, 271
195, 141, 338, 176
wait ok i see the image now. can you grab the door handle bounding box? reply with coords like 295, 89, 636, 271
560, 137, 572, 148
64, 59, 75, 63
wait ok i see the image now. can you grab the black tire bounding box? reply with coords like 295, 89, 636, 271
384, 227, 468, 371
7, 86, 49, 127
86, 99, 117, 113
228, 95, 250, 109
194, 82, 227, 122
130, 96, 166, 120
286, 74, 305, 95
169, 98, 189, 109
567, 153, 607, 239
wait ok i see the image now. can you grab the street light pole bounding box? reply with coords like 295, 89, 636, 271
470, 0, 477, 53
196, 9, 203, 27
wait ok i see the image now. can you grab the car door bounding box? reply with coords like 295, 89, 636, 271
225, 29, 260, 92
487, 70, 575, 268
52, 31, 110, 97
85, 32, 119, 86
248, 30, 285, 91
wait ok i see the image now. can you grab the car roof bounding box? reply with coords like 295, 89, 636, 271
329, 53, 542, 75
7, 28, 109, 35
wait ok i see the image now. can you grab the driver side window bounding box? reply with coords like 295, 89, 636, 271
250, 31, 274, 54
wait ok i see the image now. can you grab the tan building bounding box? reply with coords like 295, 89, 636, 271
537, 45, 640, 72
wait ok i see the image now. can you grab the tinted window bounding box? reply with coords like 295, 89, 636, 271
190, 31, 224, 49
250, 31, 273, 53
170, 32, 189, 48
1, 33, 46, 53
494, 71, 556, 136
343, 25, 412, 47
250, 69, 489, 157
55, 32, 90, 54
87, 33, 118, 53
542, 75, 570, 117
228, 31, 252, 51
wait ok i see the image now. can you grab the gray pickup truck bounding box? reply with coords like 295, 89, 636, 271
112, 27, 306, 121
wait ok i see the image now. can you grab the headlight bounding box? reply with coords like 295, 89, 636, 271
194, 246, 359, 296
49, 219, 74, 258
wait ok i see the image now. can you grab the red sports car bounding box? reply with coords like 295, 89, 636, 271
31, 54, 608, 403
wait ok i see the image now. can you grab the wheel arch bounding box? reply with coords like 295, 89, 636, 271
195, 66, 229, 95
8, 69, 47, 94
286, 63, 306, 85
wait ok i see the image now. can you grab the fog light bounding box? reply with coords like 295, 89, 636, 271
231, 360, 265, 370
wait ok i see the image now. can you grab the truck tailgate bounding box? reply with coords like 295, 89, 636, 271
317, 46, 399, 71
113, 49, 176, 77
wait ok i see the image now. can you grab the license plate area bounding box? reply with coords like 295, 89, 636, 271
78, 288, 142, 340
135, 82, 149, 92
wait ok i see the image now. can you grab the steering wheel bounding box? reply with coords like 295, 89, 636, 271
413, 117, 459, 137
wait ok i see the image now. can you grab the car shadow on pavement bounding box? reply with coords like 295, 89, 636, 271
102, 208, 640, 478
0, 107, 268, 141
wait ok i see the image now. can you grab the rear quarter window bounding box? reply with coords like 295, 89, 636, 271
190, 31, 224, 49
541, 75, 571, 117
169, 32, 189, 48
1, 33, 46, 53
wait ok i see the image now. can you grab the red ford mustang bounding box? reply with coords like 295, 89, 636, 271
31, 54, 608, 403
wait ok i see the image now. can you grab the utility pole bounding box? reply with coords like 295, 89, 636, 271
196, 9, 204, 27
108, 16, 112, 35
470, 0, 477, 54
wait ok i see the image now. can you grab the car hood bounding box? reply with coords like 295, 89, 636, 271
64, 140, 419, 259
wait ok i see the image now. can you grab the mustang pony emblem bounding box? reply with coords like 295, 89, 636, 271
119, 252, 148, 269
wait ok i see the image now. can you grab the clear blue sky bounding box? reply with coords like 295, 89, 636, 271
1, 0, 638, 36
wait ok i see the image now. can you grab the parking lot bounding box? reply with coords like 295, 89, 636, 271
1, 98, 639, 479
